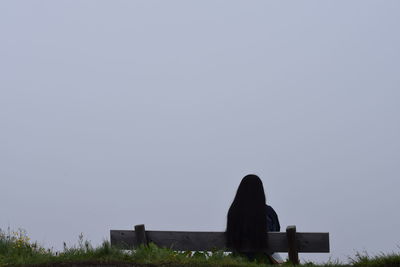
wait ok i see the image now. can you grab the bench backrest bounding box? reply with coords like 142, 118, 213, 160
110, 224, 329, 264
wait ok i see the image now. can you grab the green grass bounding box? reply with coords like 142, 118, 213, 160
350, 251, 400, 267
1, 228, 399, 267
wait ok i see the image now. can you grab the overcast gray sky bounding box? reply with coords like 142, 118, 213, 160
1, 0, 399, 263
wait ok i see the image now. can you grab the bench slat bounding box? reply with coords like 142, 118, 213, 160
110, 230, 329, 253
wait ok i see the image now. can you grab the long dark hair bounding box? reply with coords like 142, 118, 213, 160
226, 174, 268, 252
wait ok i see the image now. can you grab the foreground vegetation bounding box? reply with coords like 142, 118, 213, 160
1, 229, 399, 267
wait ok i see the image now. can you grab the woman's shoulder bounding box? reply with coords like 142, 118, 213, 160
266, 205, 278, 215
266, 205, 280, 232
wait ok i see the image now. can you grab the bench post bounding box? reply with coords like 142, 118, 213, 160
286, 225, 299, 265
134, 224, 148, 247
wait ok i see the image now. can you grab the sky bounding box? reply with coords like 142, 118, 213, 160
1, 0, 399, 263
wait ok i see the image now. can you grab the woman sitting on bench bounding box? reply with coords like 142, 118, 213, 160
226, 174, 283, 264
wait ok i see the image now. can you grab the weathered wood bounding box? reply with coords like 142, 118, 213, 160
110, 229, 329, 253
147, 231, 229, 252
110, 230, 137, 249
286, 225, 299, 264
296, 232, 330, 253
134, 224, 148, 246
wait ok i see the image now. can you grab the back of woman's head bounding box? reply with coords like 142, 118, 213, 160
226, 174, 268, 252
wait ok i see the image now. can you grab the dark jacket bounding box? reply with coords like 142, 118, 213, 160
266, 205, 280, 232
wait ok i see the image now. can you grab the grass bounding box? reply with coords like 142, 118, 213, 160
0, 228, 399, 267
350, 251, 400, 267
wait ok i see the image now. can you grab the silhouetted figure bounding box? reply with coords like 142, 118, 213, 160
226, 174, 280, 263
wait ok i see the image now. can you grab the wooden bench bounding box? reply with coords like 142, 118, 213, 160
110, 224, 329, 264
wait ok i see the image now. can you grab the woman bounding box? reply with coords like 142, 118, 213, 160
226, 174, 281, 263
